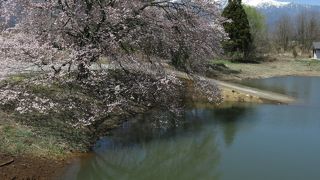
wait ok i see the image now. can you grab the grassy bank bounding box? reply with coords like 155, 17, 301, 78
0, 69, 187, 159
211, 56, 320, 81
2, 56, 310, 158
0, 108, 71, 179
0, 74, 90, 159
0, 58, 307, 178
0, 112, 67, 158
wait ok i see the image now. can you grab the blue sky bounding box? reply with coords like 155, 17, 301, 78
280, 0, 320, 6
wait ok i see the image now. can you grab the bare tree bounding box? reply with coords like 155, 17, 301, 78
273, 10, 320, 54
305, 11, 320, 51
274, 14, 293, 51
296, 10, 308, 52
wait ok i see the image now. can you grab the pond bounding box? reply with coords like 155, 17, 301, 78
62, 76, 320, 180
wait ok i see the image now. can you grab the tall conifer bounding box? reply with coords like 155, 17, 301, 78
222, 0, 252, 60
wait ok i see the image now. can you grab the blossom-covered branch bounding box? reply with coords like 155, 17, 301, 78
1, 0, 227, 77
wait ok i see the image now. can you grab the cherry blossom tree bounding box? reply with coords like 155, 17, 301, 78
1, 0, 227, 77
0, 0, 227, 129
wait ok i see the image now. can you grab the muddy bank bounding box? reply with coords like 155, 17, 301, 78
221, 87, 263, 103
0, 153, 68, 180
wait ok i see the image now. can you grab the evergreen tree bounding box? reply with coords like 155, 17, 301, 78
222, 0, 253, 61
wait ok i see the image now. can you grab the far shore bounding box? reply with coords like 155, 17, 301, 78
208, 55, 320, 103
214, 55, 320, 81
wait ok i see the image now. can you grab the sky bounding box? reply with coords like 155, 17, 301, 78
279, 0, 320, 6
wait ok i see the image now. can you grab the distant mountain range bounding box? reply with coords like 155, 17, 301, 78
242, 0, 320, 30
243, 0, 290, 8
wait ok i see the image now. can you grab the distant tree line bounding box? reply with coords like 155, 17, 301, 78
273, 11, 320, 54
222, 0, 320, 61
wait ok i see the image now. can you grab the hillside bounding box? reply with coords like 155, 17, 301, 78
243, 0, 320, 30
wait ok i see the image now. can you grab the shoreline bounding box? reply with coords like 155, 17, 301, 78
0, 151, 91, 179
2, 57, 320, 179
0, 154, 67, 180
0, 72, 306, 179
226, 72, 320, 82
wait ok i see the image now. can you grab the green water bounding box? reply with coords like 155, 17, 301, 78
63, 76, 320, 180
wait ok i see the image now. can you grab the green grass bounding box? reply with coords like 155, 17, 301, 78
296, 59, 320, 69
0, 74, 91, 158
0, 73, 40, 88
0, 70, 158, 159
8, 73, 40, 83
0, 120, 68, 158
210, 59, 235, 65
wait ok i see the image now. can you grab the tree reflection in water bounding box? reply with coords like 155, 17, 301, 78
211, 105, 253, 146
62, 77, 320, 180
64, 109, 222, 180
185, 102, 254, 147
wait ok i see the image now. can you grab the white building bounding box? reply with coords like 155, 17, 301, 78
312, 42, 320, 60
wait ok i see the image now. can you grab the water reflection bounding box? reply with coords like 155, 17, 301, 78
74, 134, 221, 180
211, 105, 254, 146
241, 76, 319, 104
63, 76, 320, 180
186, 103, 255, 147
95, 109, 211, 148
62, 109, 226, 180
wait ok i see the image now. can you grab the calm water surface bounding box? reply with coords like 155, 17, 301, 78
63, 76, 320, 180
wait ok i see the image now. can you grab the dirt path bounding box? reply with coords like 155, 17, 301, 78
169, 70, 295, 104
212, 79, 295, 103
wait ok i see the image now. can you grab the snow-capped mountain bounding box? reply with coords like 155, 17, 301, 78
242, 0, 320, 31
242, 0, 291, 8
